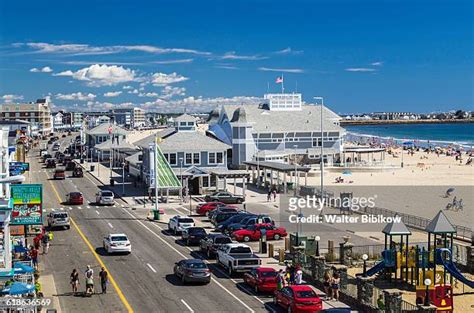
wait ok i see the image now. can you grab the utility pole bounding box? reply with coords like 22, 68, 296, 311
153, 134, 160, 220
314, 96, 325, 214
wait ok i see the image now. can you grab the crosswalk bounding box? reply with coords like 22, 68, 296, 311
43, 203, 126, 212
133, 196, 206, 205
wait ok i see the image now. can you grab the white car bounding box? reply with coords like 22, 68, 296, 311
103, 233, 131, 254
96, 190, 114, 206
168, 215, 195, 234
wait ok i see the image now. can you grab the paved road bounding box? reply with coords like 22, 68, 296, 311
29, 139, 279, 313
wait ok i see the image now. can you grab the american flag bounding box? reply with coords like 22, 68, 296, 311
275, 76, 284, 84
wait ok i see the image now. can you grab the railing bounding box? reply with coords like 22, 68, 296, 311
401, 299, 419, 312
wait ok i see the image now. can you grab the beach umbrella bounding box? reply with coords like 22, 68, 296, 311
13, 262, 34, 274
13, 246, 28, 253
446, 188, 455, 196
342, 170, 352, 175
403, 141, 414, 145
1, 282, 35, 295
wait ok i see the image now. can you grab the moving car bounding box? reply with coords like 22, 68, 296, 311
174, 259, 211, 284
66, 192, 84, 205
42, 154, 52, 162
225, 215, 274, 234
181, 227, 207, 245
47, 212, 70, 230
243, 267, 278, 293
217, 243, 261, 275
103, 233, 131, 254
231, 223, 287, 242
196, 202, 225, 216
273, 285, 323, 313
200, 233, 233, 258
96, 190, 115, 205
45, 158, 56, 168
168, 215, 195, 234
52, 144, 60, 151
53, 168, 65, 180
204, 191, 245, 204
72, 167, 83, 177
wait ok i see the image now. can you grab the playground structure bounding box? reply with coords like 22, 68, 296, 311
364, 210, 474, 312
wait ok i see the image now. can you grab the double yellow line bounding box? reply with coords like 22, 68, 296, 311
48, 179, 133, 313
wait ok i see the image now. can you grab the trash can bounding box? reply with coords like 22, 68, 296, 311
110, 179, 114, 186
80, 158, 84, 164
153, 210, 160, 220
90, 165, 95, 172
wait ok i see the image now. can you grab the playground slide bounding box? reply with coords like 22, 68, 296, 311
366, 260, 385, 277
436, 248, 474, 288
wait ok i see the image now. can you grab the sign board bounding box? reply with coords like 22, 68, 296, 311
10, 184, 43, 225
9, 162, 30, 176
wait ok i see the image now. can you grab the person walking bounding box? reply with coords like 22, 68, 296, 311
323, 271, 332, 300
30, 246, 39, 270
331, 272, 341, 301
48, 231, 54, 242
85, 265, 94, 296
41, 233, 49, 255
70, 269, 79, 295
277, 269, 285, 290
295, 269, 303, 285
99, 267, 108, 294
33, 235, 41, 250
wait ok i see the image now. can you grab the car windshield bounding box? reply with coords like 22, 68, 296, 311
229, 247, 252, 254
186, 262, 207, 269
189, 228, 206, 234
178, 218, 194, 223
53, 213, 68, 219
214, 237, 232, 244
101, 191, 113, 197
295, 290, 317, 298
111, 236, 128, 242
71, 192, 82, 197
260, 271, 277, 278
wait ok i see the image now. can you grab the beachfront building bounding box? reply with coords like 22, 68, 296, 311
85, 123, 128, 148
208, 93, 345, 168
132, 108, 146, 128
0, 98, 52, 136
53, 112, 65, 131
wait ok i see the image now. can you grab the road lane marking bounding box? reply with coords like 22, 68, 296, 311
51, 208, 56, 212
87, 206, 91, 209
108, 222, 114, 229
146, 263, 157, 273
69, 207, 73, 210
95, 210, 100, 215
121, 208, 255, 313
47, 179, 134, 313
60, 207, 64, 210
180, 299, 194, 313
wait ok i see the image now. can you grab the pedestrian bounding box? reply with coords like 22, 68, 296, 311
377, 294, 385, 312
30, 246, 39, 270
267, 190, 271, 202
323, 271, 331, 300
48, 231, 54, 242
331, 272, 341, 301
42, 233, 50, 254
287, 264, 295, 285
70, 269, 79, 295
295, 269, 303, 285
33, 235, 41, 250
277, 269, 285, 290
85, 265, 94, 296
99, 267, 108, 294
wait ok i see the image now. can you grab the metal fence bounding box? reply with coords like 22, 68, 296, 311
401, 299, 419, 312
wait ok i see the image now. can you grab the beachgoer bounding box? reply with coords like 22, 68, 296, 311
85, 265, 94, 295
99, 267, 108, 294
331, 272, 341, 301
70, 269, 79, 294
323, 272, 331, 300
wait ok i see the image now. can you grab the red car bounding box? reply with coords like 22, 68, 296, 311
232, 223, 287, 242
243, 267, 278, 293
66, 192, 84, 205
196, 202, 224, 216
274, 285, 323, 313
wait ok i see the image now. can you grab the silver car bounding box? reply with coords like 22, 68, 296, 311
96, 190, 114, 206
47, 212, 70, 229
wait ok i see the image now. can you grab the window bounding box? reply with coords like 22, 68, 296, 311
312, 138, 322, 147
202, 176, 209, 187
193, 153, 200, 165
180, 122, 187, 126
164, 153, 169, 162
169, 153, 177, 165
208, 152, 216, 164
216, 152, 224, 164
185, 153, 192, 165
187, 121, 194, 126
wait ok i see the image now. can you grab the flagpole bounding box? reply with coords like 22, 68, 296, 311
281, 74, 284, 94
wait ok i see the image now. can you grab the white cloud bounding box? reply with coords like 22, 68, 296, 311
214, 65, 239, 70
151, 58, 194, 64
1, 94, 24, 103
122, 85, 133, 90
127, 89, 139, 94
221, 51, 267, 61
30, 66, 53, 73
138, 92, 160, 98
151, 72, 189, 86
345, 68, 377, 72
54, 64, 136, 86
161, 86, 186, 99
258, 67, 304, 73
371, 61, 383, 66
55, 92, 96, 101
274, 47, 303, 55
103, 91, 122, 97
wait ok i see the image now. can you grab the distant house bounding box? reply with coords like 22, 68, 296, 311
85, 123, 128, 148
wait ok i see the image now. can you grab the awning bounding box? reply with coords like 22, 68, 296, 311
1, 282, 35, 295
13, 262, 35, 274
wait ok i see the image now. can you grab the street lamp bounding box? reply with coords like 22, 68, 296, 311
293, 145, 298, 196
313, 96, 325, 214
315, 235, 321, 256
424, 278, 432, 306
179, 157, 183, 205
122, 162, 126, 196
362, 254, 369, 277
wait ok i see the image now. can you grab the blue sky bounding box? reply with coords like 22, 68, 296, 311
0, 0, 472, 113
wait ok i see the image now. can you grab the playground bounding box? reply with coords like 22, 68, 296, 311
352, 210, 474, 312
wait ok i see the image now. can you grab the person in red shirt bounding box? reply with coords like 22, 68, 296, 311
30, 247, 39, 270
33, 235, 41, 250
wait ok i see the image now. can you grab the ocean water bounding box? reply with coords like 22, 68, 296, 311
344, 123, 474, 147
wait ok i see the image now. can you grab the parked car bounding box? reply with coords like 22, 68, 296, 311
62, 156, 72, 165
66, 161, 76, 171
103, 233, 131, 254
181, 227, 207, 245
207, 206, 239, 220
47, 212, 70, 229
273, 285, 323, 313
52, 145, 60, 152
204, 191, 245, 204
243, 267, 278, 293
72, 167, 83, 177
96, 190, 114, 205
211, 211, 240, 226
216, 243, 261, 275
42, 154, 52, 162
199, 233, 233, 258
168, 215, 195, 234
53, 168, 66, 180
231, 223, 287, 242
196, 202, 225, 216
216, 213, 255, 233
66, 192, 84, 205
173, 259, 211, 284
225, 215, 274, 234
45, 158, 56, 168
39, 149, 48, 157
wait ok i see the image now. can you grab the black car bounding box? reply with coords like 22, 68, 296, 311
41, 154, 52, 162
225, 215, 274, 235
45, 158, 57, 168
211, 211, 240, 226
181, 227, 207, 245
204, 191, 245, 204
174, 259, 211, 284
207, 206, 239, 220
216, 213, 255, 233
200, 233, 233, 258
65, 161, 76, 171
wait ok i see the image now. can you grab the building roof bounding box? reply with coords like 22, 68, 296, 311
382, 219, 412, 235
95, 139, 138, 152
425, 210, 456, 234
86, 123, 128, 136
125, 152, 142, 165
134, 128, 176, 149
174, 113, 197, 123
158, 131, 230, 152
244, 161, 311, 172
222, 104, 343, 133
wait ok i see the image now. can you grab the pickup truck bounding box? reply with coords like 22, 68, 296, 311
217, 243, 261, 276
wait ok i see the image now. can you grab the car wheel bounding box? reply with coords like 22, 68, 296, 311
254, 285, 259, 294
228, 264, 233, 276
186, 239, 190, 246
237, 199, 243, 204
274, 234, 281, 240
243, 236, 250, 242
207, 248, 211, 258
273, 297, 278, 305
181, 274, 186, 284
288, 305, 293, 313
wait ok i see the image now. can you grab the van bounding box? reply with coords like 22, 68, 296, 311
47, 212, 70, 229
